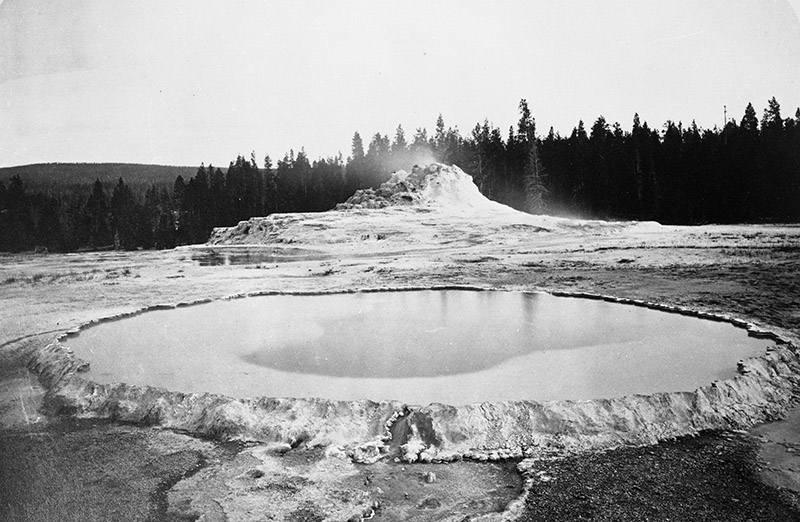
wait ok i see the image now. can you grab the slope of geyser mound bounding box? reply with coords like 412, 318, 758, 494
207, 163, 656, 249
336, 163, 511, 212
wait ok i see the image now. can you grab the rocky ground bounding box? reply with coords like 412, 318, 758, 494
520, 430, 800, 521
3, 168, 800, 520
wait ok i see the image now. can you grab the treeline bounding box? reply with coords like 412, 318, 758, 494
1, 98, 799, 252
536, 99, 800, 223
0, 176, 176, 252
0, 151, 361, 251
419, 97, 800, 223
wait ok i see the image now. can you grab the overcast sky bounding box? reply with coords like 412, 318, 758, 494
1, 0, 799, 168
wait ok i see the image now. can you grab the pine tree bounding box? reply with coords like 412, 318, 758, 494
434, 114, 447, 159
350, 132, 365, 162
110, 178, 137, 249
83, 179, 113, 248
149, 186, 176, 249
346, 132, 366, 192
568, 120, 591, 212
517, 99, 534, 139
295, 148, 312, 204
518, 100, 548, 214
391, 124, 409, 170
762, 97, 783, 132
209, 165, 226, 226
589, 116, 613, 215
392, 125, 408, 154
470, 121, 490, 192
741, 102, 759, 134
247, 151, 264, 218
760, 97, 791, 220
33, 195, 62, 251
263, 154, 278, 215
365, 133, 391, 186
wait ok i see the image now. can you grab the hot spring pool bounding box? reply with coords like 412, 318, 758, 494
64, 290, 769, 405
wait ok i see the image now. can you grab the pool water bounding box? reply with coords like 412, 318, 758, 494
65, 290, 768, 405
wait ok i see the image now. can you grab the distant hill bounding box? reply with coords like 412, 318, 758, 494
0, 163, 202, 190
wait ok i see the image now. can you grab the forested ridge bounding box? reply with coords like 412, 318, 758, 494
0, 163, 197, 190
1, 98, 799, 253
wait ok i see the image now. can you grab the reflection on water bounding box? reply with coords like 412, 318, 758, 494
190, 247, 329, 266
66, 290, 769, 405
240, 291, 643, 378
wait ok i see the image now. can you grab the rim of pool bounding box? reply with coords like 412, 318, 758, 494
31, 285, 800, 462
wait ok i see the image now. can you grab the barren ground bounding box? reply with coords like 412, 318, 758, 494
3, 208, 800, 520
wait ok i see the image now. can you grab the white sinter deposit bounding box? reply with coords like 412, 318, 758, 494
207, 163, 655, 250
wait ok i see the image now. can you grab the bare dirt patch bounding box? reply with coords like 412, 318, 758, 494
0, 418, 214, 522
